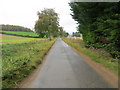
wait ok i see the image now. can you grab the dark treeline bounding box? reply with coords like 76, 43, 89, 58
0, 24, 33, 32
69, 2, 120, 58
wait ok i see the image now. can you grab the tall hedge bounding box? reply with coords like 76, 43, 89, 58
69, 2, 120, 58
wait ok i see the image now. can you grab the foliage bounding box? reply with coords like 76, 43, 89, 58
2, 37, 56, 88
34, 8, 59, 38
72, 32, 81, 37
1, 24, 33, 32
0, 31, 39, 38
69, 2, 120, 58
59, 27, 69, 37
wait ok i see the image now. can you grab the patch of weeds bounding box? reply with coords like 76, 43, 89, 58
2, 38, 56, 88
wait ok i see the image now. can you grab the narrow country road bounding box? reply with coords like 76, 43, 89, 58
28, 38, 113, 88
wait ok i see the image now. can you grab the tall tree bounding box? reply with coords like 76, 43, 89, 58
34, 8, 59, 38
69, 2, 120, 58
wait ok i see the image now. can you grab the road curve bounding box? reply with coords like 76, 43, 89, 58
29, 38, 112, 88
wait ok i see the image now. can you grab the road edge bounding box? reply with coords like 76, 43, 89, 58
69, 44, 118, 88
18, 38, 57, 88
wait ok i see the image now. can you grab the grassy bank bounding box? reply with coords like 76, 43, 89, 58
62, 37, 118, 74
2, 37, 56, 88
0, 31, 39, 37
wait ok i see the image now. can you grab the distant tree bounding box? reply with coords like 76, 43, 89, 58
72, 32, 81, 37
59, 27, 64, 37
34, 8, 59, 38
65, 32, 69, 37
59, 27, 69, 37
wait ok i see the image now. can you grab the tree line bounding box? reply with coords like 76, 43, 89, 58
69, 2, 120, 58
1, 24, 33, 32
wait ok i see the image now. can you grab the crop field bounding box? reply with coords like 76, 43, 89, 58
1, 34, 56, 88
0, 31, 39, 37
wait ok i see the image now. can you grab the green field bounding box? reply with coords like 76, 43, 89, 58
63, 37, 118, 74
1, 34, 42, 44
0, 31, 39, 37
2, 34, 56, 88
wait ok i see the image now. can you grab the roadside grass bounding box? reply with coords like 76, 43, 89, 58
62, 37, 118, 74
0, 31, 39, 37
2, 36, 56, 88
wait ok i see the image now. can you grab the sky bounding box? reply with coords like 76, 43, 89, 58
0, 0, 78, 34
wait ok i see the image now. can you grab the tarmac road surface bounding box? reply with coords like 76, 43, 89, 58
30, 38, 112, 88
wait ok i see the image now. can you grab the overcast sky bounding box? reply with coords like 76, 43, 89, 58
0, 0, 78, 34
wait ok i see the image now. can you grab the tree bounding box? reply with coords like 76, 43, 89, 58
69, 2, 120, 58
72, 32, 81, 37
59, 27, 69, 37
34, 8, 59, 38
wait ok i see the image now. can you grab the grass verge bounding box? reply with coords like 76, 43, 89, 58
62, 37, 118, 75
2, 38, 56, 88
